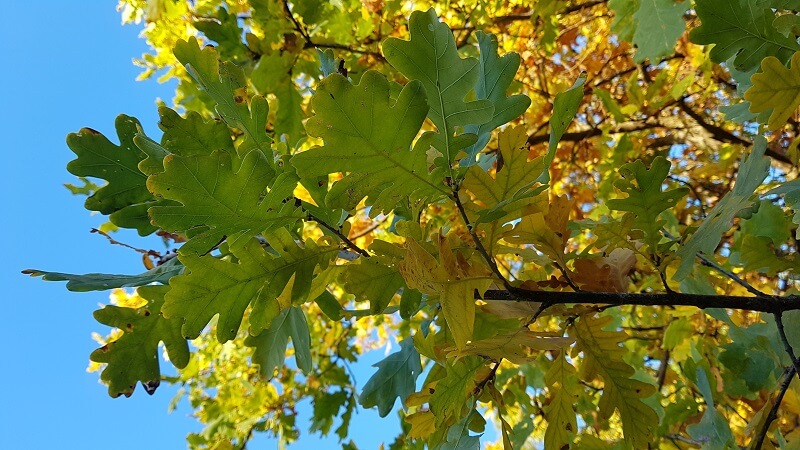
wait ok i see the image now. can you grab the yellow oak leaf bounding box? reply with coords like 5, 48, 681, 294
398, 234, 493, 348
745, 52, 800, 130
405, 410, 436, 439
446, 328, 573, 364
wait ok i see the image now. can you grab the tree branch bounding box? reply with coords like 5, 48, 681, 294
479, 289, 800, 314
678, 99, 793, 165
526, 121, 659, 146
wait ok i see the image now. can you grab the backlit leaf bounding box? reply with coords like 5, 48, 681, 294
383, 8, 494, 171
430, 356, 485, 426
463, 126, 548, 226
745, 52, 800, 130
66, 115, 158, 235
148, 149, 302, 255
90, 285, 190, 398
164, 230, 338, 342
543, 352, 580, 450
606, 156, 688, 252
674, 138, 771, 280
291, 71, 446, 213
173, 37, 273, 157
571, 315, 659, 448
398, 235, 493, 349
157, 106, 235, 157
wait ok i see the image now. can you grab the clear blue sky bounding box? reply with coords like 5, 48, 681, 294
0, 3, 398, 448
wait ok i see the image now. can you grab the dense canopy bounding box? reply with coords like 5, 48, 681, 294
25, 0, 800, 448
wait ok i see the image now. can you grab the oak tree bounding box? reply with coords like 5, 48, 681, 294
25, 0, 800, 448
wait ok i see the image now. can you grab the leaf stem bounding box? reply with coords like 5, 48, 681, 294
452, 190, 514, 292
305, 212, 370, 258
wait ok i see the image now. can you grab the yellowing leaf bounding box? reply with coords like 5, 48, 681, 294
571, 315, 659, 448
447, 328, 573, 364
463, 126, 548, 227
405, 410, 436, 439
398, 235, 493, 348
543, 352, 580, 450
745, 52, 800, 129
501, 196, 574, 268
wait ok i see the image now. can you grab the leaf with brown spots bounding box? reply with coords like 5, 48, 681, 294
90, 285, 190, 398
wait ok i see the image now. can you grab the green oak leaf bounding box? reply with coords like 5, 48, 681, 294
310, 390, 348, 436
774, 14, 800, 38
767, 178, 800, 239
430, 356, 484, 426
341, 256, 406, 314
383, 8, 494, 171
359, 338, 422, 417
148, 149, 302, 255
90, 285, 190, 398
316, 48, 338, 77
461, 31, 531, 166
740, 200, 791, 245
157, 106, 235, 157
66, 114, 158, 235
440, 409, 482, 450
173, 37, 273, 158
632, 0, 688, 63
292, 70, 447, 213
674, 138, 770, 280
609, 0, 639, 42
245, 306, 313, 376
193, 7, 249, 59
22, 257, 182, 292
689, 0, 800, 71
274, 82, 305, 148
164, 230, 338, 342
607, 156, 688, 252
537, 73, 586, 184
686, 368, 735, 447
737, 235, 800, 275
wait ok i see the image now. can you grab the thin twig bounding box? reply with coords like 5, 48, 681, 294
553, 261, 581, 292
351, 215, 389, 239
453, 191, 514, 291
774, 311, 800, 379
751, 366, 797, 450
663, 229, 769, 297
473, 359, 501, 395
306, 212, 370, 258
